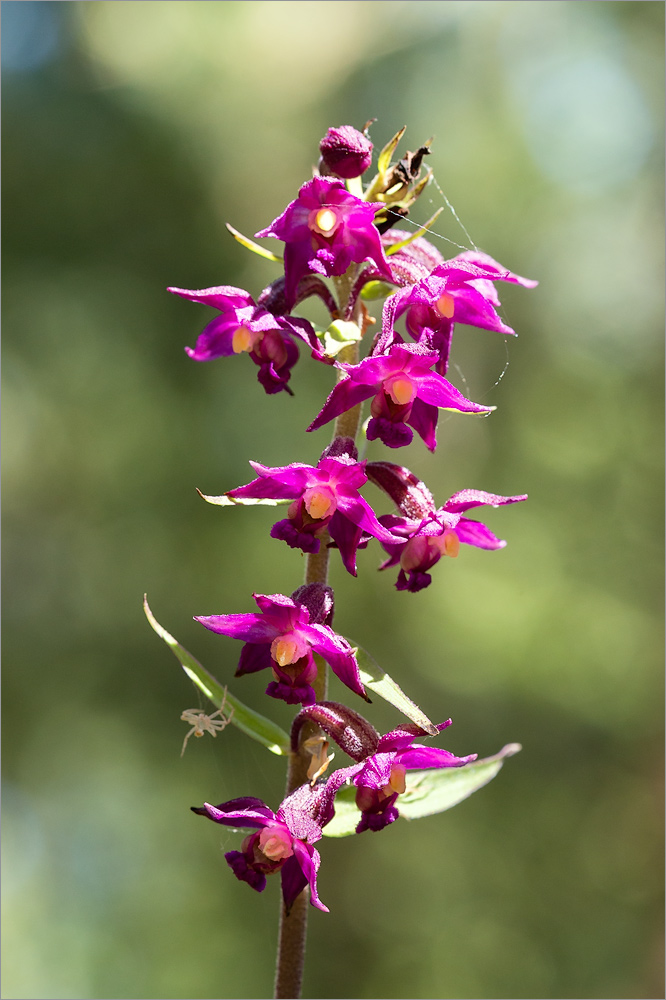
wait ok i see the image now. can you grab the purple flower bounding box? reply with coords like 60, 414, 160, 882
255, 177, 394, 310
226, 452, 401, 576
195, 592, 367, 706
380, 251, 538, 374
350, 721, 477, 832
192, 779, 344, 912
168, 284, 320, 394
366, 461, 527, 592
307, 343, 493, 451
319, 125, 373, 179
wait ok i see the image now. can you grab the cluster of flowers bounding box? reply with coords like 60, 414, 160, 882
193, 675, 475, 912
172, 124, 535, 913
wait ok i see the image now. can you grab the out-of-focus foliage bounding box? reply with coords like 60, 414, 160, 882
2, 2, 663, 998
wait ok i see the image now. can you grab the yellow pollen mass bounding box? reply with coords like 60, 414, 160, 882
388, 766, 407, 795
436, 292, 456, 319
232, 326, 254, 354
315, 208, 337, 234
271, 636, 300, 666
442, 531, 460, 558
304, 490, 333, 520
387, 377, 414, 406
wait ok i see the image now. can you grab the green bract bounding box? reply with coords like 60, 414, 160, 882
351, 641, 438, 736
323, 744, 521, 837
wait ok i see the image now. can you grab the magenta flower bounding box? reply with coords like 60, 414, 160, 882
168, 284, 320, 394
255, 177, 394, 310
307, 343, 493, 451
319, 125, 373, 179
226, 452, 401, 576
380, 251, 538, 374
365, 462, 527, 592
349, 721, 477, 833
192, 778, 345, 912
195, 592, 367, 706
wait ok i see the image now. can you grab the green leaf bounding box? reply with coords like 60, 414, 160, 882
386, 207, 443, 255
143, 597, 290, 756
350, 642, 439, 736
322, 743, 521, 837
196, 488, 291, 508
398, 744, 522, 819
321, 784, 361, 838
377, 126, 406, 175
226, 223, 282, 263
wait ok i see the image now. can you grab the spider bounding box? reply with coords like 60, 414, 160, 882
180, 694, 233, 757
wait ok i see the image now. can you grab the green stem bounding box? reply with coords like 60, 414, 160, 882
273, 271, 363, 1000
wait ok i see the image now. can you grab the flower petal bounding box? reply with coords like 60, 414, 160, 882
195, 796, 276, 829
195, 613, 277, 644
454, 518, 507, 550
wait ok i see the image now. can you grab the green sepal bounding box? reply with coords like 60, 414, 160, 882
226, 223, 282, 263
322, 743, 521, 837
320, 319, 362, 358
143, 597, 291, 756
385, 206, 443, 255
350, 641, 439, 736
377, 126, 406, 175
196, 488, 291, 508
360, 281, 396, 301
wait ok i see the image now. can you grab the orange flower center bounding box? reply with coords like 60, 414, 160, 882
232, 325, 260, 354
435, 292, 455, 319
384, 374, 416, 406
259, 826, 293, 861
309, 206, 340, 238
303, 485, 337, 520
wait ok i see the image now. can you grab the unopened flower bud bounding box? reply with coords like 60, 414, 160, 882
291, 701, 379, 761
365, 461, 435, 519
319, 125, 373, 179
320, 437, 358, 462
290, 583, 335, 627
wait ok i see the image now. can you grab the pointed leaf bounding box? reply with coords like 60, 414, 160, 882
345, 175, 364, 199
322, 744, 521, 837
377, 126, 406, 175
386, 207, 443, 255
226, 223, 283, 263
143, 597, 290, 756
398, 743, 522, 820
349, 641, 438, 736
196, 488, 291, 508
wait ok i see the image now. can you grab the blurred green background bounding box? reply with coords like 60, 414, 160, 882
2, 2, 663, 998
